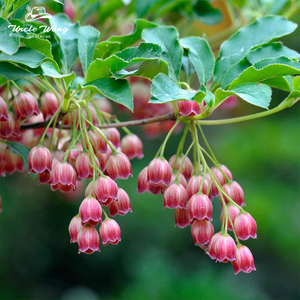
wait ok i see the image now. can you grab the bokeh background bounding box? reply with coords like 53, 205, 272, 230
0, 1, 300, 299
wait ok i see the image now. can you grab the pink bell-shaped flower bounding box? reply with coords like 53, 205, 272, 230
106, 152, 132, 180
92, 175, 118, 206
28, 146, 52, 174
99, 219, 121, 246
79, 197, 102, 226
191, 220, 214, 245
232, 245, 256, 274
13, 92, 39, 120
163, 182, 188, 209
68, 215, 83, 243
148, 157, 172, 187
121, 134, 144, 160
77, 224, 100, 254
223, 181, 245, 207
175, 208, 190, 228
188, 194, 213, 222
234, 212, 257, 240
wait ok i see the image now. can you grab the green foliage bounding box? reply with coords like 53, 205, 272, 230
142, 26, 182, 83
214, 16, 298, 84
0, 18, 19, 54
78, 26, 100, 76
180, 36, 214, 86
83, 78, 134, 111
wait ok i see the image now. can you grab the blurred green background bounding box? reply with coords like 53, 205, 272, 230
1, 1, 300, 299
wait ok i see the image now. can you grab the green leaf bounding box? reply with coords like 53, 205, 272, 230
5, 141, 31, 173
122, 59, 168, 80
86, 42, 163, 82
78, 26, 100, 76
193, 0, 223, 25
229, 57, 300, 89
149, 73, 206, 104
292, 76, 300, 91
246, 42, 299, 64
108, 19, 157, 49
0, 18, 20, 55
21, 37, 53, 58
41, 60, 75, 79
135, 0, 160, 17
49, 14, 79, 73
0, 62, 38, 80
142, 26, 183, 82
214, 16, 298, 83
93, 41, 122, 59
0, 47, 45, 68
261, 76, 292, 92
180, 36, 214, 85
83, 78, 133, 111
215, 83, 272, 109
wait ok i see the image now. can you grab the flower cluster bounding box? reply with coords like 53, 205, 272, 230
138, 106, 256, 274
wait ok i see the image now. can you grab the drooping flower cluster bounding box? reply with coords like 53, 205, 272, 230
137, 112, 257, 274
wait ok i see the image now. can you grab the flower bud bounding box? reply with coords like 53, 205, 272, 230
77, 224, 100, 254
186, 175, 211, 199
68, 215, 83, 243
13, 92, 39, 120
148, 158, 172, 186
175, 208, 190, 228
76, 152, 100, 180
178, 100, 201, 117
188, 194, 213, 222
121, 134, 144, 159
234, 212, 257, 240
102, 128, 121, 148
163, 182, 188, 209
79, 197, 102, 226
40, 92, 60, 118
28, 146, 52, 174
0, 96, 8, 121
214, 234, 236, 262
232, 245, 256, 274
223, 181, 245, 207
93, 175, 118, 206
50, 162, 77, 193
99, 219, 121, 246
191, 220, 214, 245
220, 204, 240, 231
106, 152, 132, 180
210, 165, 233, 197
169, 154, 193, 181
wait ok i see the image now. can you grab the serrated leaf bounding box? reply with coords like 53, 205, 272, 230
142, 26, 183, 82
50, 14, 79, 73
261, 76, 292, 92
78, 26, 100, 76
214, 16, 298, 83
193, 0, 223, 25
229, 57, 300, 89
149, 73, 206, 104
215, 83, 272, 109
83, 78, 133, 111
5, 141, 31, 173
114, 59, 168, 80
0, 18, 20, 55
180, 36, 214, 85
41, 60, 75, 79
86, 42, 163, 82
247, 42, 299, 64
0, 62, 38, 80
21, 37, 53, 58
108, 19, 157, 49
0, 47, 45, 68
93, 41, 122, 59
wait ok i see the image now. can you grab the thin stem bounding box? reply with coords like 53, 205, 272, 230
173, 124, 190, 172
197, 123, 218, 163
174, 141, 194, 182
160, 119, 181, 157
